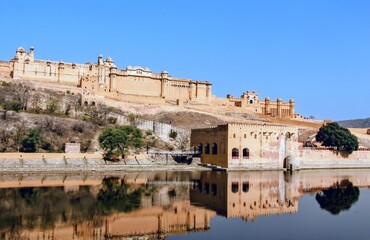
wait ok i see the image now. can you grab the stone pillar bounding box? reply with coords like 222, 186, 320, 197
289, 99, 295, 118
206, 83, 211, 101
264, 97, 270, 115
29, 46, 35, 61
161, 70, 168, 98
189, 82, 195, 100
277, 98, 282, 118
109, 66, 117, 92
58, 61, 64, 83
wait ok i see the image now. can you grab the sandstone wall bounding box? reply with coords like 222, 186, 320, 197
297, 148, 370, 170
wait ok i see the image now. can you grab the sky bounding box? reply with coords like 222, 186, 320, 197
0, 0, 369, 121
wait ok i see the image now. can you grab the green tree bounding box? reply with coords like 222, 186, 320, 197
98, 125, 144, 160
21, 129, 41, 152
316, 122, 359, 154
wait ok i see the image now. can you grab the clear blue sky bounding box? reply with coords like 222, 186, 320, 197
1, 0, 369, 121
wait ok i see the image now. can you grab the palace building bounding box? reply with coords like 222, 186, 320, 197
0, 47, 296, 118
191, 123, 299, 170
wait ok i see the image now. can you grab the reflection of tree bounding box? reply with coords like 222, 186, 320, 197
97, 177, 142, 214
315, 179, 360, 215
0, 186, 98, 233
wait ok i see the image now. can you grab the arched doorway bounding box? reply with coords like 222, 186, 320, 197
284, 156, 292, 170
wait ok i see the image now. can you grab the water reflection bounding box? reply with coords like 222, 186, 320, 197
0, 170, 369, 239
315, 179, 360, 215
190, 171, 297, 221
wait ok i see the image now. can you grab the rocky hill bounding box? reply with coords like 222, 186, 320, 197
337, 118, 370, 128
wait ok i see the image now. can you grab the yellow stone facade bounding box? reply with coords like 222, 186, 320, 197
191, 123, 299, 169
0, 47, 296, 117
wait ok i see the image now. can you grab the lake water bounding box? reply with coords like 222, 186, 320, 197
1, 170, 370, 239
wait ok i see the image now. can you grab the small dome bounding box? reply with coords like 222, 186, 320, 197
265, 97, 270, 101
289, 99, 295, 103
106, 57, 113, 62
277, 98, 282, 102
30, 46, 34, 50
162, 70, 168, 74
98, 54, 103, 58
17, 47, 26, 52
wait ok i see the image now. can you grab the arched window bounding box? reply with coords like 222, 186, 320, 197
232, 148, 239, 159
243, 148, 250, 159
91, 101, 96, 106
205, 143, 210, 154
242, 182, 249, 192
198, 143, 203, 153
231, 182, 239, 193
286, 132, 291, 139
84, 101, 88, 106
212, 143, 218, 155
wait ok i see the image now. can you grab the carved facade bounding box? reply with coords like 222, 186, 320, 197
0, 47, 296, 117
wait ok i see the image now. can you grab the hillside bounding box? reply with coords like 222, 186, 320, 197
337, 118, 370, 128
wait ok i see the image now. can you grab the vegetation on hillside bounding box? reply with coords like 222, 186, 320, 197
316, 122, 359, 154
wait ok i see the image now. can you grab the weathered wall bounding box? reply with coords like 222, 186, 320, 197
116, 115, 191, 142
297, 148, 370, 170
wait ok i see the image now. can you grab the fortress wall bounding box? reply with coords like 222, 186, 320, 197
0, 61, 11, 77
194, 83, 208, 100
165, 80, 192, 100
13, 60, 89, 86
298, 148, 370, 169
115, 75, 162, 97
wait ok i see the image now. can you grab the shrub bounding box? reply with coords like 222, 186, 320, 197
169, 130, 177, 139
3, 102, 22, 112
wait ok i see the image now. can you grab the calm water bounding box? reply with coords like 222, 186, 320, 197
0, 170, 370, 239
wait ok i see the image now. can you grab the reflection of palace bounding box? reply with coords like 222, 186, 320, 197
190, 171, 298, 221
0, 172, 215, 240
1, 170, 370, 239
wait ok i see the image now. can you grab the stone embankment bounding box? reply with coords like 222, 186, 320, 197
0, 153, 204, 173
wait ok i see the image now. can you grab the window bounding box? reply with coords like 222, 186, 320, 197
198, 143, 203, 153
231, 182, 239, 193
212, 143, 218, 155
233, 134, 236, 138
242, 182, 249, 192
244, 134, 246, 138
211, 184, 217, 196
205, 143, 210, 154
232, 148, 239, 159
286, 132, 291, 139
243, 148, 250, 159
205, 183, 210, 194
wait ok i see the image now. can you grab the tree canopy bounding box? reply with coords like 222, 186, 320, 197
316, 122, 359, 154
98, 125, 144, 160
